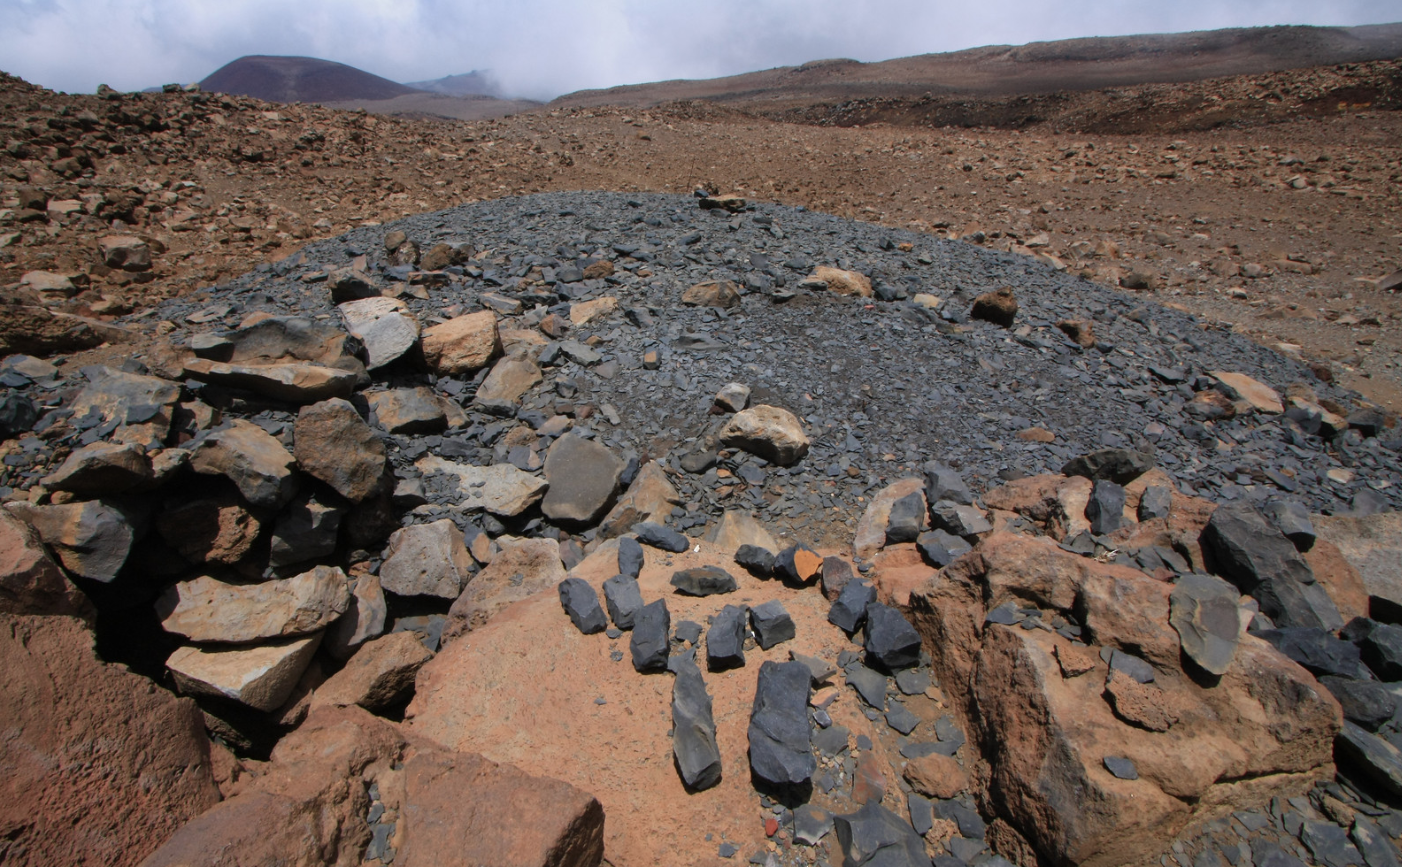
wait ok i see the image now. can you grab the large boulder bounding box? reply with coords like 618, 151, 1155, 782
156, 567, 351, 644
0, 508, 90, 617
379, 519, 475, 599
2, 614, 219, 867
68, 366, 180, 448
41, 441, 152, 495
475, 352, 542, 406
421, 310, 501, 374
9, 499, 136, 582
446, 537, 564, 637
338, 296, 419, 370
907, 532, 1341, 867
294, 397, 389, 502
541, 435, 624, 526
190, 419, 299, 510
183, 358, 359, 403
719, 405, 810, 466
1202, 502, 1342, 630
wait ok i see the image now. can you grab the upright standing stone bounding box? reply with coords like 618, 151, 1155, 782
751, 600, 796, 650
672, 653, 722, 791
603, 575, 644, 630
616, 536, 645, 579
1086, 480, 1127, 536
706, 604, 749, 670
830, 580, 877, 634
630, 598, 670, 672
865, 604, 922, 671
748, 660, 816, 787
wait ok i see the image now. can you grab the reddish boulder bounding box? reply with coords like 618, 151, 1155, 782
0, 507, 90, 618
2, 615, 218, 867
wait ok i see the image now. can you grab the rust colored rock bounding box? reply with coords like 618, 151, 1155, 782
1304, 537, 1373, 625
421, 310, 502, 375
1103, 670, 1180, 732
681, 279, 741, 308
156, 492, 263, 566
808, 266, 872, 297
446, 537, 565, 638
0, 507, 89, 618
971, 287, 1018, 327
1056, 318, 1096, 347
294, 397, 389, 502
311, 630, 433, 713
396, 748, 606, 867
851, 754, 887, 804
41, 440, 153, 495
2, 614, 219, 867
597, 460, 682, 539
903, 753, 968, 799
475, 352, 543, 405
1055, 643, 1099, 678
189, 419, 299, 509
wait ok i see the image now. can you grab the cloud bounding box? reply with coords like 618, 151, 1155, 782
1, 0, 1397, 99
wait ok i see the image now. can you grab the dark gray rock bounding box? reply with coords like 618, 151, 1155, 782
1302, 820, 1354, 867
634, 522, 689, 552
830, 579, 876, 633
1339, 721, 1402, 797
1263, 499, 1316, 552
793, 805, 834, 846
602, 574, 644, 630
916, 529, 972, 568
1108, 649, 1156, 683
706, 604, 748, 670
834, 801, 929, 867
864, 603, 922, 671
846, 663, 888, 709
934, 801, 985, 839
1351, 817, 1400, 867
1104, 756, 1139, 780
1251, 840, 1307, 867
923, 461, 975, 506
1259, 628, 1367, 679
895, 669, 929, 695
930, 500, 992, 537
671, 566, 738, 596
0, 391, 37, 439
908, 793, 933, 837
735, 544, 775, 577
558, 577, 607, 634
885, 702, 919, 735
268, 493, 343, 567
1202, 501, 1342, 631
1169, 572, 1242, 675
885, 491, 926, 544
630, 598, 670, 672
671, 653, 721, 790
1062, 448, 1155, 484
750, 600, 795, 650
1138, 485, 1173, 521
812, 724, 849, 757
1319, 677, 1397, 731
616, 536, 644, 579
821, 555, 855, 600
747, 660, 815, 787
674, 620, 703, 645
541, 435, 623, 526
1086, 479, 1127, 535
1358, 622, 1402, 681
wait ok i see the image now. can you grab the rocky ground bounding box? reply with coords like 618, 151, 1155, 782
1, 59, 1402, 867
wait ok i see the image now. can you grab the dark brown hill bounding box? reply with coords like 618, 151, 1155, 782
551, 23, 1402, 110
200, 55, 421, 103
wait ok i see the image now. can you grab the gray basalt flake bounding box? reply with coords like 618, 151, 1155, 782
671, 653, 722, 791
616, 536, 645, 579
630, 598, 671, 672
750, 600, 795, 650
558, 577, 607, 634
1202, 501, 1341, 631
706, 604, 749, 670
834, 801, 928, 867
1169, 572, 1242, 675
830, 579, 876, 634
864, 603, 922, 671
670, 565, 738, 596
602, 574, 644, 630
747, 660, 815, 787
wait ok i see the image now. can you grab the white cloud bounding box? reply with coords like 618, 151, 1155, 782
0, 0, 1396, 99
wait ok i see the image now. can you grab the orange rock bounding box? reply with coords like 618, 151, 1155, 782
903, 752, 968, 799
1304, 538, 1369, 624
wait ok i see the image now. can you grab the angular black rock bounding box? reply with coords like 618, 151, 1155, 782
829, 579, 876, 633
1320, 676, 1399, 731
671, 653, 722, 791
793, 805, 834, 846
1258, 628, 1367, 679
846, 663, 888, 709
929, 500, 992, 536
884, 491, 926, 544
1263, 499, 1316, 552
935, 800, 986, 839
734, 544, 775, 577
671, 565, 738, 596
1351, 818, 1400, 867
1086, 479, 1127, 535
750, 600, 795, 650
616, 535, 645, 579
1107, 648, 1156, 683
0, 391, 37, 439
557, 577, 607, 634
1338, 721, 1402, 798
674, 619, 703, 645
630, 598, 671, 672
633, 521, 689, 552
923, 461, 975, 506
834, 801, 928, 867
1104, 756, 1139, 780
1138, 485, 1173, 521
916, 528, 972, 568
1061, 448, 1155, 484
885, 702, 919, 735
706, 604, 749, 670
747, 660, 816, 787
864, 603, 922, 671
774, 543, 820, 584
1359, 622, 1402, 681
602, 574, 644, 630
1202, 501, 1342, 631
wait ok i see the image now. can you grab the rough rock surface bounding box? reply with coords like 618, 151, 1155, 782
0, 507, 89, 617
293, 397, 389, 502
156, 566, 350, 644
311, 631, 433, 713
446, 536, 564, 636
167, 633, 323, 711
719, 405, 810, 466
541, 434, 623, 526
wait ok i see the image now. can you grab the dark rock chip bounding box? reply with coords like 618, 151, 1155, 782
747, 660, 815, 787
0, 391, 38, 439
864, 603, 922, 671
1104, 756, 1139, 780
830, 579, 876, 633
735, 544, 775, 577
1339, 721, 1402, 797
774, 543, 821, 584
1258, 628, 1367, 679
846, 663, 888, 709
706, 604, 749, 670
674, 620, 703, 645
1169, 572, 1242, 676
885, 491, 926, 544
1086, 479, 1127, 536
934, 800, 986, 840
268, 493, 342, 567
895, 669, 930, 695
820, 556, 855, 601
671, 566, 738, 596
835, 801, 932, 867
885, 703, 919, 736
1138, 485, 1173, 521
1263, 499, 1316, 552
1107, 649, 1156, 684
1202, 501, 1342, 631
616, 536, 644, 579
633, 522, 689, 552
558, 577, 607, 634
1251, 840, 1307, 867
923, 461, 975, 506
671, 653, 722, 791
793, 805, 834, 846
916, 529, 972, 567
929, 500, 992, 537
630, 598, 670, 672
602, 574, 644, 631
812, 724, 850, 757
1357, 621, 1402, 681
750, 600, 795, 650
1351, 818, 1400, 867
1062, 448, 1155, 484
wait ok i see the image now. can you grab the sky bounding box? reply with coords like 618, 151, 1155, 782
1, 0, 1399, 100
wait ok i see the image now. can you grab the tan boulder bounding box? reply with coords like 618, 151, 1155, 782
475, 352, 542, 405
190, 419, 299, 509
807, 266, 872, 297
311, 631, 433, 713
167, 633, 323, 712
597, 460, 682, 539
379, 519, 475, 599
421, 310, 501, 374
570, 296, 619, 326
1211, 371, 1283, 414
868, 543, 936, 607
446, 537, 565, 638
971, 287, 1018, 327
682, 280, 741, 308
1304, 538, 1370, 624
704, 510, 779, 556
2, 614, 219, 867
183, 358, 358, 403
156, 566, 351, 644
719, 405, 810, 466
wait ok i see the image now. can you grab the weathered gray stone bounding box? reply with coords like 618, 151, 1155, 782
630, 598, 671, 672
338, 297, 419, 370
379, 519, 474, 599
603, 574, 644, 630
670, 565, 737, 596
750, 600, 796, 650
12, 500, 135, 582
182, 359, 358, 404
367, 388, 446, 434
269, 493, 344, 567
706, 604, 748, 670
325, 573, 386, 661
156, 567, 350, 644
930, 500, 992, 537
719, 405, 809, 466
830, 579, 876, 633
1169, 572, 1242, 675
748, 660, 815, 787
864, 603, 922, 671
834, 801, 928, 867
671, 653, 722, 791
541, 435, 623, 526
190, 420, 299, 509
474, 353, 541, 406
1062, 448, 1155, 484
1203, 502, 1342, 631
558, 577, 607, 634
713, 382, 751, 413
1086, 480, 1127, 536
41, 441, 152, 495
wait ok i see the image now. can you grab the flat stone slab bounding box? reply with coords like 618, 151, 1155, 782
167, 634, 322, 711
416, 455, 549, 517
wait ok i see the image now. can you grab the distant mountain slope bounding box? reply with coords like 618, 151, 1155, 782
200, 55, 421, 103
551, 22, 1402, 109
322, 92, 543, 121
406, 70, 502, 98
